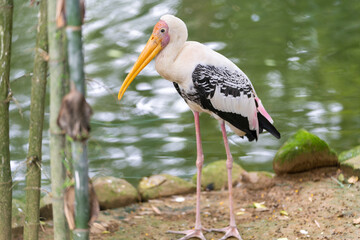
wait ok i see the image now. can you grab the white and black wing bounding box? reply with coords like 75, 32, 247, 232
182, 64, 280, 141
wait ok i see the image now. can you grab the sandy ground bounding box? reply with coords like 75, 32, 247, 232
36, 167, 360, 240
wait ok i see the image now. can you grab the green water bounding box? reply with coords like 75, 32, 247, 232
9, 0, 360, 198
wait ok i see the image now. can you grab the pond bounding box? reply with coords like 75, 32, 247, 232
9, 0, 360, 198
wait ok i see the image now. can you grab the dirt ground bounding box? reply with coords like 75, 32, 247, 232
37, 167, 360, 240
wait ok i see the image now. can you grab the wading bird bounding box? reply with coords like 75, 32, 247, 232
118, 15, 280, 240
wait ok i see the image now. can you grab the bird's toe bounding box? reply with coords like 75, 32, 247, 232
167, 228, 207, 240
211, 226, 242, 240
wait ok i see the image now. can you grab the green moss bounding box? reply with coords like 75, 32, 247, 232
192, 160, 245, 190
273, 129, 338, 174
275, 129, 334, 164
338, 145, 360, 163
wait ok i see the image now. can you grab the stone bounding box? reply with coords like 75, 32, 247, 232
340, 155, 360, 177
93, 176, 139, 210
138, 174, 195, 200
40, 193, 53, 220
11, 199, 25, 238
338, 145, 360, 163
64, 181, 100, 229
192, 160, 245, 190
12, 199, 25, 228
273, 129, 338, 174
241, 171, 275, 190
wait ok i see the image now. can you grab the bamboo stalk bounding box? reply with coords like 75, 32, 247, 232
24, 0, 48, 239
71, 141, 90, 236
0, 0, 13, 239
64, 0, 90, 239
48, 0, 70, 238
65, 0, 85, 95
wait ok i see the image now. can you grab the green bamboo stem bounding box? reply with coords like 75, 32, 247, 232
48, 0, 69, 238
71, 142, 90, 239
24, 0, 48, 239
0, 0, 13, 239
65, 0, 85, 95
65, 0, 90, 239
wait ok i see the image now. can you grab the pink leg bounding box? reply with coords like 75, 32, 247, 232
211, 121, 242, 240
167, 111, 207, 240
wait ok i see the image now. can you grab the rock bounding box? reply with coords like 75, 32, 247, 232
40, 194, 53, 220
11, 199, 25, 238
273, 129, 338, 174
64, 181, 100, 230
338, 145, 360, 163
241, 171, 275, 190
192, 160, 245, 190
340, 155, 360, 177
12, 199, 25, 228
138, 174, 195, 200
93, 176, 139, 210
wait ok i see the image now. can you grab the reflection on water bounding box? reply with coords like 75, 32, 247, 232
9, 0, 360, 198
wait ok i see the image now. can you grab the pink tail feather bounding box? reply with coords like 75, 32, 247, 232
255, 97, 273, 123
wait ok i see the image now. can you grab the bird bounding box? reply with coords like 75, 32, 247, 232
118, 14, 280, 240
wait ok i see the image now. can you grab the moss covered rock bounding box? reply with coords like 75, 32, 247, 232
138, 174, 195, 200
273, 129, 338, 174
93, 176, 139, 210
340, 155, 360, 177
338, 145, 360, 163
192, 160, 245, 190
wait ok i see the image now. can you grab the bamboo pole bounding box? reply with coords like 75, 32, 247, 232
24, 0, 48, 239
71, 141, 90, 239
62, 0, 91, 239
48, 0, 69, 238
0, 0, 13, 239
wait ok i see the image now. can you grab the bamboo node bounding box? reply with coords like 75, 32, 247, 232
0, 180, 12, 186
73, 229, 90, 232
1, 91, 12, 104
0, 3, 13, 9
26, 155, 41, 165
24, 186, 42, 191
36, 47, 49, 61
49, 129, 66, 135
57, 86, 93, 141
66, 25, 82, 31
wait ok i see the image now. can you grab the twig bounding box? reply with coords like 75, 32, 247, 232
331, 176, 344, 188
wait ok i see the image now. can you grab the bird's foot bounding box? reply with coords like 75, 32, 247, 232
210, 225, 242, 240
167, 228, 209, 240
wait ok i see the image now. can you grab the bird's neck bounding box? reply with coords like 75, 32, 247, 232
155, 39, 185, 82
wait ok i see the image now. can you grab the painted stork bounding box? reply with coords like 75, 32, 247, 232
118, 15, 280, 240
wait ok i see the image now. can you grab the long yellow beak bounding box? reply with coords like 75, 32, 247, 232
118, 34, 163, 101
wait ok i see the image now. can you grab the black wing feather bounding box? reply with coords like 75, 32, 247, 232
257, 112, 281, 139
192, 64, 259, 141
173, 64, 280, 142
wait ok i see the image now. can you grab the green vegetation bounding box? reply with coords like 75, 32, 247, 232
273, 129, 338, 174
339, 145, 360, 163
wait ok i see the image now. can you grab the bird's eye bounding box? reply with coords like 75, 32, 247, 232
160, 28, 165, 33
